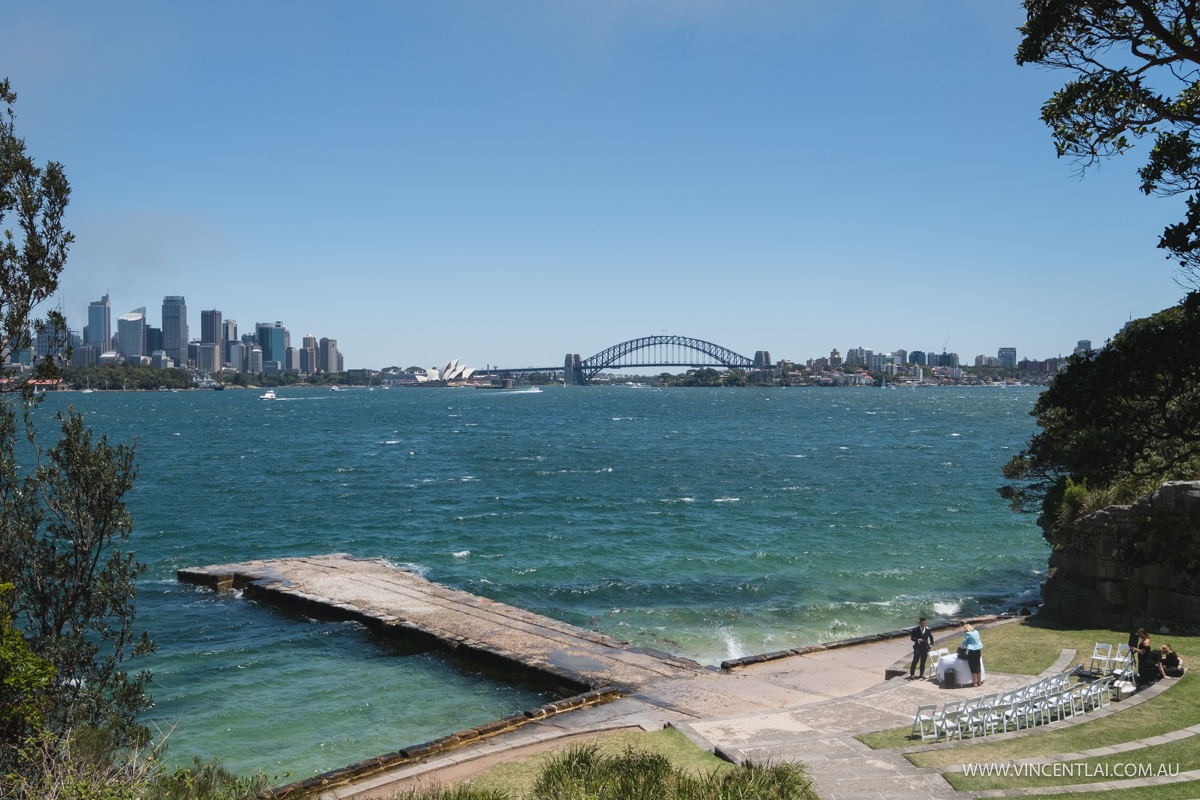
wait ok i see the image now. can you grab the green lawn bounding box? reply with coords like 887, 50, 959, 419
1013, 781, 1200, 800
465, 728, 730, 797
857, 619, 1199, 757
944, 734, 1199, 790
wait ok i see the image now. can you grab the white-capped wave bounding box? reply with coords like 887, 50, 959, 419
452, 550, 470, 558
933, 601, 961, 616
713, 497, 740, 503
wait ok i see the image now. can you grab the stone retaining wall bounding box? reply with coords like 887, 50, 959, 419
1041, 481, 1200, 630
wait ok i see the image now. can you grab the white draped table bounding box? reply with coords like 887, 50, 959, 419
936, 653, 986, 685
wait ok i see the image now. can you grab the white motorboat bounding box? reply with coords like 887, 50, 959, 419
260, 390, 276, 400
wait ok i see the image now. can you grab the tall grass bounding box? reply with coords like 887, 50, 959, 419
463, 743, 816, 800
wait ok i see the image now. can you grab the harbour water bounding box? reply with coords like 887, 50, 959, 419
31, 385, 1047, 777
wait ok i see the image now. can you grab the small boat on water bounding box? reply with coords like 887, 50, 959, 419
81, 378, 94, 394
260, 390, 276, 400
330, 385, 340, 392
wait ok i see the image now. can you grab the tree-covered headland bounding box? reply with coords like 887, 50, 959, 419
1002, 1, 1200, 538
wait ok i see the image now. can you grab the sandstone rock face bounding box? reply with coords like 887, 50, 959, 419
1041, 481, 1200, 630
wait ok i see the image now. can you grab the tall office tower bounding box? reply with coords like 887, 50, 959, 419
117, 308, 147, 360
319, 337, 339, 373
87, 293, 111, 350
299, 346, 316, 374
146, 326, 163, 355
998, 347, 1017, 369
846, 347, 866, 366
162, 296, 188, 367
893, 349, 907, 365
222, 319, 237, 364
248, 346, 263, 374
337, 352, 343, 372
829, 348, 843, 368
284, 347, 301, 372
34, 318, 69, 364
910, 350, 926, 366
197, 344, 220, 374
256, 322, 288, 365
201, 309, 223, 349
228, 342, 245, 372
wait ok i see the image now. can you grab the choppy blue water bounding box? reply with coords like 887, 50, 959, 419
32, 385, 1047, 777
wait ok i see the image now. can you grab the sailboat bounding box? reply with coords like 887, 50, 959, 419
81, 377, 94, 394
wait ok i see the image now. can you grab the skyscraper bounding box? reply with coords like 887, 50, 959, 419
117, 308, 147, 361
87, 293, 111, 350
256, 321, 288, 366
162, 296, 188, 367
319, 337, 339, 374
998, 347, 1017, 369
222, 319, 237, 365
201, 309, 223, 349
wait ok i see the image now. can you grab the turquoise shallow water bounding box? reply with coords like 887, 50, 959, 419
32, 385, 1047, 777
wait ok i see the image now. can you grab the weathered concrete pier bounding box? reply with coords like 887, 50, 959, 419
178, 553, 706, 695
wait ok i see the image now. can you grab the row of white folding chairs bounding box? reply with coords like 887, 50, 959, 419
911, 673, 1114, 742
1088, 643, 1134, 675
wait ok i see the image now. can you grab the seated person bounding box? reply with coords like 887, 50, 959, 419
1160, 644, 1185, 679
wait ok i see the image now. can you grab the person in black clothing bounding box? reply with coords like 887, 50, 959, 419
910, 617, 934, 679
1159, 644, 1185, 679
1135, 628, 1159, 687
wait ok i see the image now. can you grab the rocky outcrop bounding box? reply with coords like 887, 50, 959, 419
1041, 481, 1200, 631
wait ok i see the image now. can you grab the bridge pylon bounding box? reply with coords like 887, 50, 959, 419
563, 354, 585, 385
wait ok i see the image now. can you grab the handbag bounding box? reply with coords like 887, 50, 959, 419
956, 646, 969, 659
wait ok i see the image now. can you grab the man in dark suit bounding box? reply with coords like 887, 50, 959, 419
910, 617, 934, 679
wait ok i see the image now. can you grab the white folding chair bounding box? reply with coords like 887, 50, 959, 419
933, 708, 966, 742
1089, 643, 1113, 674
910, 704, 938, 741
928, 647, 950, 678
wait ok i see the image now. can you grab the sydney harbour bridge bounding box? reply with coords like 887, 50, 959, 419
488, 335, 768, 385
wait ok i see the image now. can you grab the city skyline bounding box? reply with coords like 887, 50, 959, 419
2, 2, 1188, 369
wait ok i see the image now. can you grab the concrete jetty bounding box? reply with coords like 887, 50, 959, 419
177, 553, 706, 694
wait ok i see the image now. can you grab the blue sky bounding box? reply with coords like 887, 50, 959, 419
1, 1, 1187, 370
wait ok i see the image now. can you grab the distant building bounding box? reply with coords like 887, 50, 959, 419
829, 348, 842, 368
319, 337, 339, 373
146, 326, 163, 355
248, 346, 263, 374
998, 347, 1017, 369
256, 322, 288, 366
87, 294, 111, 350
196, 343, 221, 374
117, 308, 147, 360
162, 296, 188, 367
34, 318, 69, 365
222, 319, 238, 365
201, 310, 223, 352
846, 347, 867, 366
1074, 339, 1092, 357
285, 346, 300, 372
910, 350, 927, 366
151, 350, 174, 369
753, 350, 773, 369
72, 345, 99, 367
867, 353, 889, 371
893, 349, 907, 365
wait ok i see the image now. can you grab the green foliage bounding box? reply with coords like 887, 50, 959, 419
0, 79, 72, 396
1000, 294, 1200, 527
1017, 1, 1200, 281
0, 405, 154, 744
527, 744, 815, 800
0, 584, 54, 749
148, 756, 269, 800
63, 364, 192, 391
660, 368, 752, 387
526, 372, 554, 385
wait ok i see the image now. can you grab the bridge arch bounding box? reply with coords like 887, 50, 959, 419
568, 335, 754, 383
